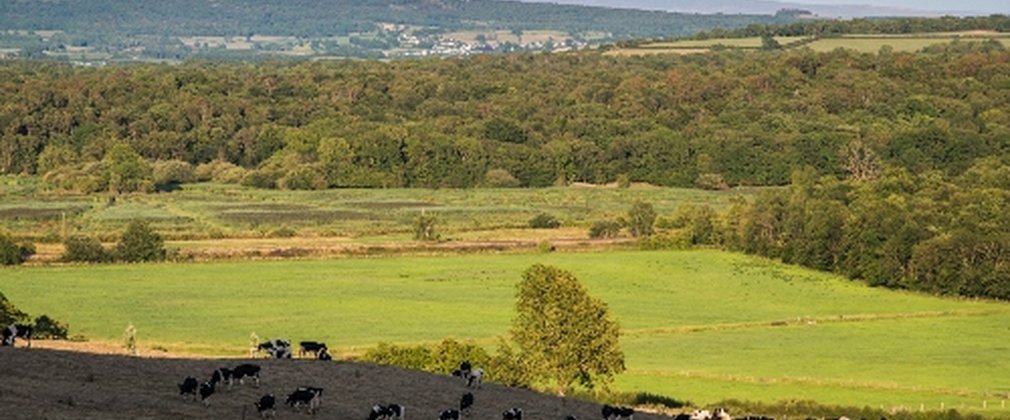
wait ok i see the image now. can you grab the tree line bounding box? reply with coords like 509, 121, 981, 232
692, 14, 1010, 39
2, 38, 1009, 191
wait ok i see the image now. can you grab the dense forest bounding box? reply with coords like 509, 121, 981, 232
693, 14, 1010, 39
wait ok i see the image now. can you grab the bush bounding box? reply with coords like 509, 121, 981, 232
537, 240, 555, 253
637, 230, 691, 250
268, 226, 298, 238
33, 314, 69, 339
0, 292, 30, 326
414, 211, 440, 241
616, 173, 631, 188
427, 338, 492, 374
278, 165, 327, 190
589, 220, 621, 239
62, 235, 110, 263
362, 342, 432, 371
484, 168, 520, 188
0, 232, 35, 265
242, 169, 281, 189
195, 159, 247, 183
696, 173, 729, 190
152, 160, 195, 189
529, 213, 561, 229
487, 338, 534, 388
113, 221, 166, 262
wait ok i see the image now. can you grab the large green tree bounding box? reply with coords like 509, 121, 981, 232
510, 264, 625, 395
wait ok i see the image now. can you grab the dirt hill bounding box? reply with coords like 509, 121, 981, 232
0, 347, 669, 420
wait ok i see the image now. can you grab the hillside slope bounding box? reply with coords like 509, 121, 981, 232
0, 348, 668, 420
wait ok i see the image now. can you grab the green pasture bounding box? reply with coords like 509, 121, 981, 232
2, 249, 1008, 413
0, 178, 759, 242
643, 36, 809, 49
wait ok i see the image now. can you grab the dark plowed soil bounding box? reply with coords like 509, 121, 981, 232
0, 348, 667, 420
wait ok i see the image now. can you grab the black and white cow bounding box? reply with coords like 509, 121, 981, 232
439, 409, 461, 420
210, 367, 233, 386
502, 407, 523, 420
178, 376, 199, 400
257, 339, 293, 359
231, 363, 261, 386
712, 408, 730, 420
566, 416, 579, 420
465, 368, 484, 389
459, 392, 474, 415
287, 386, 323, 414
318, 348, 333, 361
198, 381, 216, 406
299, 341, 327, 358
603, 405, 634, 420
13, 324, 31, 347
369, 404, 405, 420
254, 394, 276, 418
1, 324, 16, 347
689, 409, 712, 420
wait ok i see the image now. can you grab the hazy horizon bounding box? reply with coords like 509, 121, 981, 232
522, 0, 1007, 15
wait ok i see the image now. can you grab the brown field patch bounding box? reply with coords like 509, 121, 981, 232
0, 347, 670, 420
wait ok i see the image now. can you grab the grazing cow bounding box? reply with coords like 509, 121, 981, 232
452, 361, 472, 379
459, 392, 474, 415
566, 417, 579, 420
178, 376, 199, 400
231, 364, 261, 386
299, 341, 327, 358
466, 368, 484, 388
439, 409, 461, 420
369, 404, 405, 420
318, 348, 333, 361
690, 410, 713, 420
368, 405, 386, 420
602, 405, 634, 420
713, 408, 730, 420
210, 367, 233, 386
502, 407, 523, 420
2, 324, 17, 347
255, 394, 276, 418
257, 339, 293, 359
13, 324, 32, 347
198, 381, 216, 406
287, 386, 323, 414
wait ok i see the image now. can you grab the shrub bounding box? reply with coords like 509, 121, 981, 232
268, 226, 298, 238
487, 338, 534, 388
124, 323, 137, 355
537, 240, 555, 253
33, 314, 69, 339
0, 232, 35, 265
278, 165, 327, 190
637, 230, 691, 250
413, 211, 440, 241
152, 160, 195, 189
62, 235, 110, 263
241, 169, 281, 189
529, 213, 561, 229
0, 292, 30, 326
484, 168, 520, 188
362, 342, 432, 371
427, 338, 492, 374
616, 173, 631, 188
113, 221, 166, 262
195, 159, 246, 183
696, 173, 730, 190
589, 220, 621, 239
626, 201, 657, 238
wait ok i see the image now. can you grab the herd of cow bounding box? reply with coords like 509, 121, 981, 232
4, 328, 779, 420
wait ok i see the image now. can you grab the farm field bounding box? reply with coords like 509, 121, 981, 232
806, 35, 1010, 53
3, 249, 1008, 413
0, 178, 759, 248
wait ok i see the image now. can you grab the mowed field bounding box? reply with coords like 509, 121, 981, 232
3, 249, 1009, 413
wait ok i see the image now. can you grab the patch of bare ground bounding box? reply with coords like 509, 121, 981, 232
0, 347, 670, 420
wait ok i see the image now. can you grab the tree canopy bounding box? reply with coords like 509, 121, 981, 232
511, 264, 625, 395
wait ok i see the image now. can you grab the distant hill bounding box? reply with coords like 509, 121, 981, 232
519, 0, 983, 18
0, 0, 793, 61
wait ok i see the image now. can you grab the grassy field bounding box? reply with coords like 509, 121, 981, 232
0, 177, 758, 244
3, 249, 1008, 413
806, 36, 1010, 53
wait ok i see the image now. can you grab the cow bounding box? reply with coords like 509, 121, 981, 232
603, 405, 634, 420
370, 404, 405, 420
286, 387, 322, 414
2, 324, 17, 347
713, 408, 730, 420
255, 394, 276, 418
198, 381, 215, 406
318, 348, 333, 361
459, 392, 474, 415
465, 368, 484, 389
210, 367, 233, 387
231, 363, 261, 386
257, 339, 293, 359
502, 407, 523, 420
690, 410, 712, 420
452, 361, 472, 379
439, 409, 461, 420
178, 376, 199, 400
673, 414, 691, 420
13, 324, 31, 347
299, 341, 327, 358
566, 417, 579, 420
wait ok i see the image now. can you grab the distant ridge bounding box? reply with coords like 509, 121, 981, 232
518, 0, 983, 18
